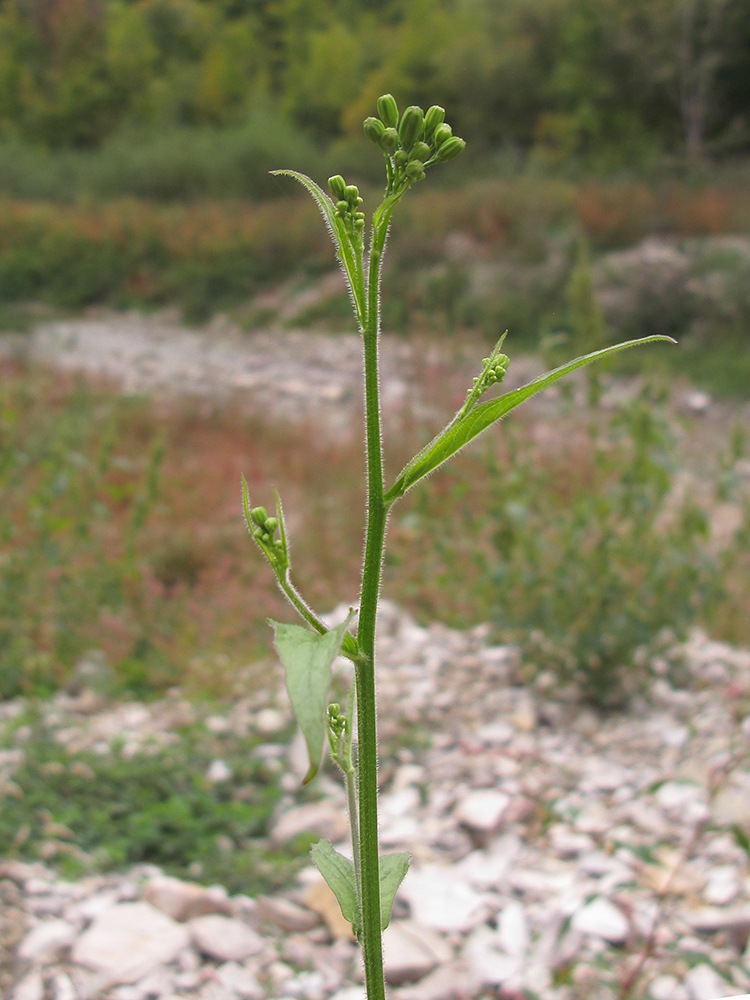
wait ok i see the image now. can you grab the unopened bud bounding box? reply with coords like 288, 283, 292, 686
381, 127, 399, 153
433, 123, 453, 147
377, 93, 399, 129
411, 141, 431, 163
336, 200, 349, 215
399, 105, 424, 151
435, 136, 466, 162
344, 184, 360, 205
424, 105, 445, 140
394, 150, 409, 168
265, 517, 278, 532
328, 175, 347, 200
363, 116, 385, 145
405, 160, 426, 182
250, 506, 268, 527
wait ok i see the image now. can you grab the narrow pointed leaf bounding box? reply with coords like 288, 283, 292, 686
310, 839, 361, 931
270, 618, 350, 783
386, 335, 675, 502
379, 852, 410, 930
270, 169, 364, 323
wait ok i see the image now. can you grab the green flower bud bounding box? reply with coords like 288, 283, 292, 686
405, 160, 426, 182
433, 123, 453, 147
265, 516, 278, 532
410, 141, 431, 163
328, 175, 347, 200
399, 105, 424, 151
377, 93, 399, 129
424, 105, 445, 141
381, 127, 399, 153
394, 150, 409, 168
363, 116, 386, 145
250, 506, 268, 527
336, 200, 349, 215
435, 136, 466, 162
344, 184, 360, 205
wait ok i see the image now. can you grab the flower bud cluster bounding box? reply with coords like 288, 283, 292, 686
327, 702, 346, 738
364, 94, 466, 193
470, 353, 510, 395
328, 174, 366, 241
249, 505, 283, 555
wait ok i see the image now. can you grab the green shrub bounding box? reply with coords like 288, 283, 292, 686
489, 389, 725, 707
0, 714, 300, 893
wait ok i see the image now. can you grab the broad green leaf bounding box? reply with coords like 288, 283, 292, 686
270, 618, 350, 783
270, 170, 364, 325
310, 839, 361, 931
379, 852, 410, 930
385, 335, 675, 502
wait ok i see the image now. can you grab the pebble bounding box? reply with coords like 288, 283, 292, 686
2, 607, 750, 999
189, 915, 265, 963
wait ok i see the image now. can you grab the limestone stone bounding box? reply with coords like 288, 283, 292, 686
571, 897, 629, 945
269, 801, 349, 847
143, 875, 231, 922
454, 790, 510, 836
18, 918, 76, 962
215, 961, 264, 1000
189, 914, 264, 962
256, 895, 319, 933
72, 902, 189, 984
399, 866, 491, 933
382, 921, 440, 985
12, 971, 44, 1000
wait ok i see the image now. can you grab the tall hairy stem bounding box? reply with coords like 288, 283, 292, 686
355, 222, 390, 1000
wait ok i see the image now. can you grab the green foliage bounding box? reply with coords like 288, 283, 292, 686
489, 389, 724, 707
0, 714, 298, 893
0, 0, 747, 164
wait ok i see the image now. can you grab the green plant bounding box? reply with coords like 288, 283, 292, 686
247, 95, 672, 998
489, 388, 723, 707
0, 713, 299, 894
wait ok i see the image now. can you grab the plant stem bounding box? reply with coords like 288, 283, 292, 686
355, 231, 389, 1000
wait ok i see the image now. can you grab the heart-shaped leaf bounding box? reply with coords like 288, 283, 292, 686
379, 852, 410, 930
311, 839, 361, 933
270, 617, 352, 783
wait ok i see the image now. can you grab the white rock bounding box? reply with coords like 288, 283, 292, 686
454, 834, 521, 890
215, 961, 264, 999
144, 875, 231, 922
382, 922, 439, 985
206, 758, 232, 783
396, 960, 483, 1000
704, 865, 741, 906
255, 708, 287, 734
571, 897, 629, 944
256, 895, 319, 932
498, 899, 529, 957
649, 975, 689, 1000
399, 865, 492, 932
18, 918, 76, 962
190, 914, 264, 962
51, 973, 77, 1000
72, 901, 189, 984
12, 971, 44, 1000
269, 801, 349, 847
464, 925, 521, 986
685, 963, 737, 1000
454, 790, 510, 835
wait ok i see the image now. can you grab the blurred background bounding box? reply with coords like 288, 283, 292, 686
1, 0, 750, 908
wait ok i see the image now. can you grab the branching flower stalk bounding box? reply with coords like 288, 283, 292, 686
245, 96, 673, 999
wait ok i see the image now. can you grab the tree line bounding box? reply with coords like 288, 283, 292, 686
0, 0, 748, 166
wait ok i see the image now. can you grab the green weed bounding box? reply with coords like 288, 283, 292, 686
0, 712, 302, 894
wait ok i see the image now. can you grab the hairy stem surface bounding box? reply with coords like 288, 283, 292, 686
355, 225, 390, 1000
